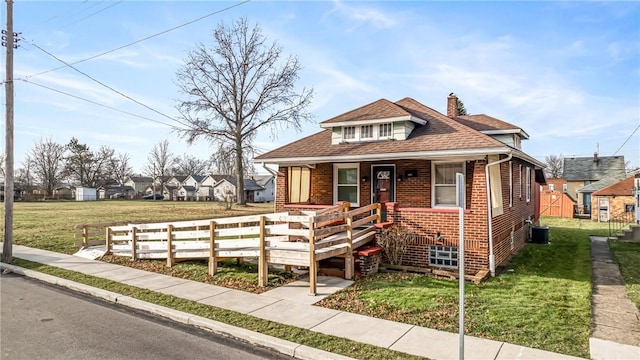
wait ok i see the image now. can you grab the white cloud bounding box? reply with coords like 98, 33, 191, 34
328, 0, 396, 30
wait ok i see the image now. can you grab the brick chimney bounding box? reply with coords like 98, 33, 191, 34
447, 93, 458, 118
593, 152, 599, 163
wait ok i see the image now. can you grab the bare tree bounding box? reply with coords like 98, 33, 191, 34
15, 156, 35, 200
144, 139, 176, 190
29, 138, 65, 197
172, 154, 210, 176
107, 152, 133, 185
209, 143, 254, 176
174, 17, 313, 205
544, 154, 564, 178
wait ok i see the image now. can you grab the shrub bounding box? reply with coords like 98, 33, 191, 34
377, 225, 412, 265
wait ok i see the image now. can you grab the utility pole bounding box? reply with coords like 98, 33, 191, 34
2, 0, 16, 263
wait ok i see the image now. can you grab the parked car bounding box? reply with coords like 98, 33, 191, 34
142, 193, 164, 200
110, 192, 125, 199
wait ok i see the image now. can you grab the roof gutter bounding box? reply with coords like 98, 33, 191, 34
485, 152, 513, 277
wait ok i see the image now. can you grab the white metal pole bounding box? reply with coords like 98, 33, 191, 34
456, 172, 465, 360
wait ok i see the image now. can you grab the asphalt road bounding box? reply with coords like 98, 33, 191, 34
0, 273, 291, 360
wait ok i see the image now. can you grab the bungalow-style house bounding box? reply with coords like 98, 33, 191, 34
562, 154, 626, 216
254, 94, 546, 277
591, 175, 636, 222
124, 176, 153, 197
183, 175, 206, 200
539, 178, 576, 218
200, 174, 231, 200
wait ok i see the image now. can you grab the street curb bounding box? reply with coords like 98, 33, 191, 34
0, 262, 354, 360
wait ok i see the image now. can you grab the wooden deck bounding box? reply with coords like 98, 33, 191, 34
102, 203, 381, 295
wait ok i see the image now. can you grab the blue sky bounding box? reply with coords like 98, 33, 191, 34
4, 0, 640, 174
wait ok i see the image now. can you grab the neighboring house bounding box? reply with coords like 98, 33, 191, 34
200, 174, 231, 201
577, 177, 626, 221
75, 187, 97, 201
539, 178, 575, 218
124, 176, 154, 196
176, 185, 197, 200
255, 94, 546, 276
251, 175, 275, 203
562, 155, 626, 216
591, 176, 637, 222
183, 175, 206, 200
212, 177, 267, 202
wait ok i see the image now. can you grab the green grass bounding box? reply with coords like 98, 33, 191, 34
609, 240, 640, 311
318, 217, 610, 358
8, 258, 422, 360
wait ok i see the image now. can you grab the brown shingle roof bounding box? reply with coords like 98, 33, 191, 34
320, 99, 412, 124
592, 176, 635, 196
456, 114, 519, 131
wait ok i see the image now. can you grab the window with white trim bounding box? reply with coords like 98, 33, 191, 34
433, 162, 464, 207
508, 161, 513, 208
548, 184, 554, 191
429, 245, 458, 268
562, 184, 568, 193
334, 163, 360, 206
361, 125, 373, 139
519, 164, 523, 199
343, 126, 355, 140
379, 123, 392, 138
525, 166, 531, 203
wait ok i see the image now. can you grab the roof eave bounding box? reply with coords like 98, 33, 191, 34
481, 129, 530, 139
255, 147, 514, 165
319, 115, 426, 128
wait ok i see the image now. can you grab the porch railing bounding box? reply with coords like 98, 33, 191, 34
609, 211, 635, 237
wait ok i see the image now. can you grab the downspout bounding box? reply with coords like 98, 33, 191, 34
485, 152, 512, 277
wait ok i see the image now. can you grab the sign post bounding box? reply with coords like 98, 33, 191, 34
456, 173, 465, 360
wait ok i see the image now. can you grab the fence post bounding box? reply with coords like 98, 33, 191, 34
376, 203, 382, 224
308, 217, 317, 296
166, 225, 173, 267
345, 214, 354, 280
131, 227, 138, 261
209, 221, 217, 276
258, 216, 268, 287
82, 225, 89, 248
105, 227, 112, 255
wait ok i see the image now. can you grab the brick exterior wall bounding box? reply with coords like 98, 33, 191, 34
274, 156, 537, 275
591, 195, 635, 221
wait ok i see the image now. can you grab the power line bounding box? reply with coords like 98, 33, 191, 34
21, 79, 178, 128
27, 40, 189, 128
26, 0, 251, 79
613, 121, 640, 156
60, 1, 123, 29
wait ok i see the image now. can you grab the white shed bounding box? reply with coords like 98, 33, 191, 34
76, 187, 97, 201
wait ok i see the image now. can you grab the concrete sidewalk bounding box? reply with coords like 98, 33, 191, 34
1, 244, 585, 360
589, 236, 640, 360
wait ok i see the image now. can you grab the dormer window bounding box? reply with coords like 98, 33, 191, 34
379, 123, 392, 138
343, 126, 356, 140
361, 125, 373, 139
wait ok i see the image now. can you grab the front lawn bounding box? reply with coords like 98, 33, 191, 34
317, 217, 610, 358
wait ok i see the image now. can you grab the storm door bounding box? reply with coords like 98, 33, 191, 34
371, 165, 395, 221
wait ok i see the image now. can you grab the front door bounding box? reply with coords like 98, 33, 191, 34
372, 166, 395, 220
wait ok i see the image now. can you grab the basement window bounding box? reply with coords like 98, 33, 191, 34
625, 204, 635, 213
428, 245, 458, 268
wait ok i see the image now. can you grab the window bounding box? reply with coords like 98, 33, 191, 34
429, 245, 458, 268
379, 123, 392, 138
525, 166, 531, 203
488, 156, 503, 216
334, 163, 360, 206
361, 125, 373, 139
433, 162, 464, 207
508, 161, 513, 208
517, 164, 523, 199
625, 204, 635, 213
288, 167, 311, 203
562, 184, 568, 193
548, 184, 554, 191
343, 126, 355, 140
